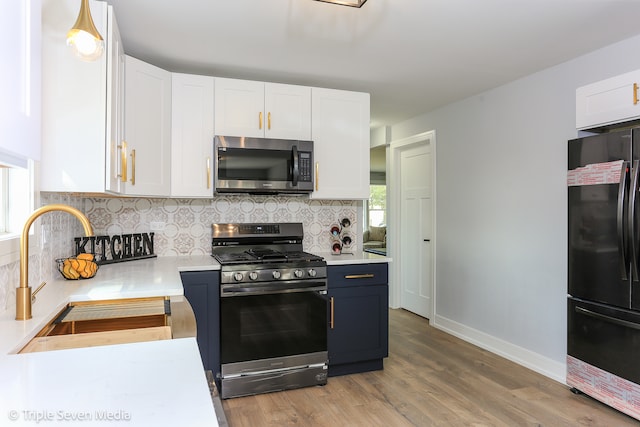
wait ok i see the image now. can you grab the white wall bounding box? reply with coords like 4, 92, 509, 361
390, 34, 640, 382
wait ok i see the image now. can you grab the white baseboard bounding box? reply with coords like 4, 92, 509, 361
431, 314, 566, 384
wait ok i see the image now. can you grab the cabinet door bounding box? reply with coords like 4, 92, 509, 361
181, 271, 220, 378
214, 78, 264, 138
311, 88, 370, 199
328, 284, 388, 366
105, 10, 125, 194
123, 55, 171, 196
1, 0, 40, 162
577, 69, 640, 130
264, 83, 311, 140
171, 73, 214, 197
41, 0, 108, 192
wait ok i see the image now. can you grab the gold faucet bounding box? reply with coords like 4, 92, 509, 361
16, 204, 94, 321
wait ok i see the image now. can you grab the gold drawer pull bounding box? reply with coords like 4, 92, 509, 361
344, 274, 375, 279
634, 83, 639, 105
315, 162, 319, 191
259, 111, 263, 129
268, 112, 271, 130
206, 157, 211, 189
330, 297, 335, 329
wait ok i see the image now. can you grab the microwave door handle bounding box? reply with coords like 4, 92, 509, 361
292, 145, 299, 186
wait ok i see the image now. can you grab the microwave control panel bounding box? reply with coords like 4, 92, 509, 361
299, 152, 312, 182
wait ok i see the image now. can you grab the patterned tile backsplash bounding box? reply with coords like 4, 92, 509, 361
0, 193, 360, 311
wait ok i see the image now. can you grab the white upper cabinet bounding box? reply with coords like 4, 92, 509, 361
214, 78, 311, 140
123, 55, 172, 197
311, 88, 370, 200
0, 0, 41, 165
171, 73, 215, 198
577, 70, 640, 130
214, 78, 263, 138
106, 14, 126, 194
264, 83, 312, 140
41, 0, 122, 193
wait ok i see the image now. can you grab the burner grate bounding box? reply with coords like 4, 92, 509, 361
246, 248, 285, 260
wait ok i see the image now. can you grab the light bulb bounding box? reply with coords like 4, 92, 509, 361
67, 29, 104, 62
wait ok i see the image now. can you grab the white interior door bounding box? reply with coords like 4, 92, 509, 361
399, 140, 433, 318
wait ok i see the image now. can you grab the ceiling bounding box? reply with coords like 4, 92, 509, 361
105, 0, 640, 129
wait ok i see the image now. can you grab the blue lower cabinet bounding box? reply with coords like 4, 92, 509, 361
327, 263, 389, 377
180, 271, 220, 386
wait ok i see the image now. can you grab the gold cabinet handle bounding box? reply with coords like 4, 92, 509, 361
119, 140, 127, 182
330, 297, 335, 329
315, 162, 319, 191
259, 111, 263, 129
268, 112, 271, 130
206, 157, 211, 189
344, 274, 375, 279
130, 149, 136, 186
634, 83, 638, 105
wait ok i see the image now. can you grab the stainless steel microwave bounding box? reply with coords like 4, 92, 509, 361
214, 136, 314, 195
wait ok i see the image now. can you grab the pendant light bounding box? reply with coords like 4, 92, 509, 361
314, 0, 368, 7
66, 0, 104, 61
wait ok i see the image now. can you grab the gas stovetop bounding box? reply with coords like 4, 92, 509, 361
213, 249, 323, 265
211, 222, 324, 268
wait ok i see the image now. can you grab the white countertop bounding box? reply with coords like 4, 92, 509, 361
0, 255, 220, 355
316, 250, 392, 265
0, 255, 220, 426
0, 338, 216, 426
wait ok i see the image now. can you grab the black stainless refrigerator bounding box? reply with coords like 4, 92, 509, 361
567, 127, 640, 420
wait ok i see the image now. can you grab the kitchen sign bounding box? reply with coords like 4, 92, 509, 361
74, 232, 156, 265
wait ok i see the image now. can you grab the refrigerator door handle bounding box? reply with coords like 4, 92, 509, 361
618, 161, 630, 280
575, 305, 640, 331
630, 160, 640, 281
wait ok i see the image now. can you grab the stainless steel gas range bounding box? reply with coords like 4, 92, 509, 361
211, 223, 328, 399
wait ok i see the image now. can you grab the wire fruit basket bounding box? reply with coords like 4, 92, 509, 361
57, 254, 99, 280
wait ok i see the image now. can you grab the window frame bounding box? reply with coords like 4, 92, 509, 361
0, 167, 7, 233
0, 159, 38, 265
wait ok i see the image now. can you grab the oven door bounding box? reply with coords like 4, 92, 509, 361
220, 281, 328, 367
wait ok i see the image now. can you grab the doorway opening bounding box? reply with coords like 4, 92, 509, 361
364, 145, 387, 255
389, 131, 435, 320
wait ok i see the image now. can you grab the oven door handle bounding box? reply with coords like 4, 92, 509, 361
221, 282, 327, 297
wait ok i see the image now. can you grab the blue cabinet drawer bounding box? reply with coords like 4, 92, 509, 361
328, 263, 388, 288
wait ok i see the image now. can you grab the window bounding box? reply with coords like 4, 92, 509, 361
0, 164, 31, 235
366, 184, 386, 227
0, 159, 35, 264
0, 167, 6, 233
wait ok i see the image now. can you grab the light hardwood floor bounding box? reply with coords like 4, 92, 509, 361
221, 308, 638, 426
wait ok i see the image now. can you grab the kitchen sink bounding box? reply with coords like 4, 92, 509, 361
19, 296, 196, 353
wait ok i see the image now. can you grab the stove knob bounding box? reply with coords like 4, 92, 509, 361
308, 269, 317, 277
294, 269, 304, 278
248, 271, 258, 281
233, 272, 244, 282
272, 271, 281, 279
